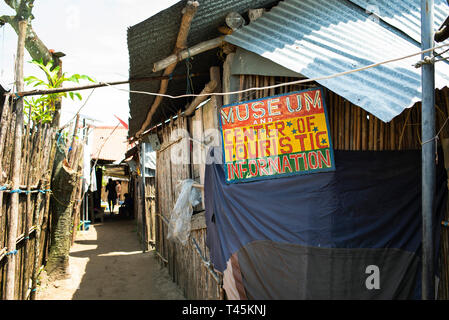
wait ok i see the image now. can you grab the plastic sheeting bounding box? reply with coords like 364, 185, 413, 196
204, 147, 447, 299
167, 179, 202, 245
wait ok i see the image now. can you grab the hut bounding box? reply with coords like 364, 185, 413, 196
87, 124, 131, 221
127, 0, 449, 299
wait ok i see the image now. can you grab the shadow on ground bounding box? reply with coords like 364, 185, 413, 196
68, 213, 185, 300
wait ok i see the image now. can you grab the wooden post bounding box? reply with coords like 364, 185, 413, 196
68, 114, 80, 167
140, 143, 148, 252
5, 20, 27, 300
21, 127, 37, 299
50, 59, 63, 129
222, 53, 239, 105
184, 80, 217, 116
0, 95, 11, 222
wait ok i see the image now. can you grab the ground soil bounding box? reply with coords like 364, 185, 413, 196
36, 214, 185, 300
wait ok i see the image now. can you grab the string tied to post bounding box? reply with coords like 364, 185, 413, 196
6, 249, 18, 256
420, 113, 449, 164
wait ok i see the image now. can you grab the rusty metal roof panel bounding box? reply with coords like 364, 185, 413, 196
225, 0, 449, 122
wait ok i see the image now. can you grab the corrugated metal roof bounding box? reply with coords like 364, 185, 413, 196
127, 0, 279, 136
349, 0, 449, 44
226, 0, 449, 122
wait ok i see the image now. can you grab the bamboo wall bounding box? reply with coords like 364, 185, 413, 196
0, 97, 86, 300
154, 109, 222, 300
235, 75, 449, 151
0, 103, 56, 300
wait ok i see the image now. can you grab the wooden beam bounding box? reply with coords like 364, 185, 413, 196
184, 80, 217, 116
152, 36, 225, 73
9, 73, 206, 98
222, 53, 239, 105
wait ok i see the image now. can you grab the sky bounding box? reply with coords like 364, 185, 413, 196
0, 0, 180, 127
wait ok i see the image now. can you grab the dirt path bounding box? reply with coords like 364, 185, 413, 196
37, 215, 185, 300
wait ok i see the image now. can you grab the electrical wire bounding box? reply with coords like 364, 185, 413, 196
102, 42, 449, 100
59, 88, 96, 130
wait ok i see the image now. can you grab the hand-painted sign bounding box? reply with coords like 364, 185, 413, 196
219, 88, 335, 183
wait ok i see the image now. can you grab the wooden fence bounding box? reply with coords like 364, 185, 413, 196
0, 95, 86, 299
0, 96, 57, 299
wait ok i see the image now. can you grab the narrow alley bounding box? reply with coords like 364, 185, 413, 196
36, 215, 185, 300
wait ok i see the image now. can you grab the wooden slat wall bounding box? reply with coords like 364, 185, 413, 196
145, 177, 156, 246
134, 172, 155, 251
154, 105, 222, 299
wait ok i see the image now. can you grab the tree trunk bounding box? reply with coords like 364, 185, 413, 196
0, 14, 54, 66
45, 147, 78, 280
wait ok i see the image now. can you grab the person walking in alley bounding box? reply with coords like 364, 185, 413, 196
115, 180, 122, 202
106, 178, 117, 214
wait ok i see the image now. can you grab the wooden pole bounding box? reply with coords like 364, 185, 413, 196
68, 114, 80, 167
135, 1, 200, 138
21, 127, 37, 299
184, 80, 217, 116
51, 59, 63, 129
5, 20, 27, 300
0, 95, 11, 221
152, 36, 224, 73
11, 73, 206, 98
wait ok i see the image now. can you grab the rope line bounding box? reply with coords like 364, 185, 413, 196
6, 250, 18, 256
0, 186, 52, 194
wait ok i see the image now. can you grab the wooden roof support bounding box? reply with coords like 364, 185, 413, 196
135, 1, 200, 139
152, 36, 225, 73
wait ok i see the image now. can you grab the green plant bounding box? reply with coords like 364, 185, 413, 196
23, 59, 95, 124
24, 96, 52, 124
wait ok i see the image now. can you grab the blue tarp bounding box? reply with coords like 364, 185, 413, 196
204, 148, 447, 299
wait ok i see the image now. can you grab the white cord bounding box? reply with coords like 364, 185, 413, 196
103, 42, 449, 100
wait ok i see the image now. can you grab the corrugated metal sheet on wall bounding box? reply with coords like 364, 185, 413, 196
226, 0, 449, 122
